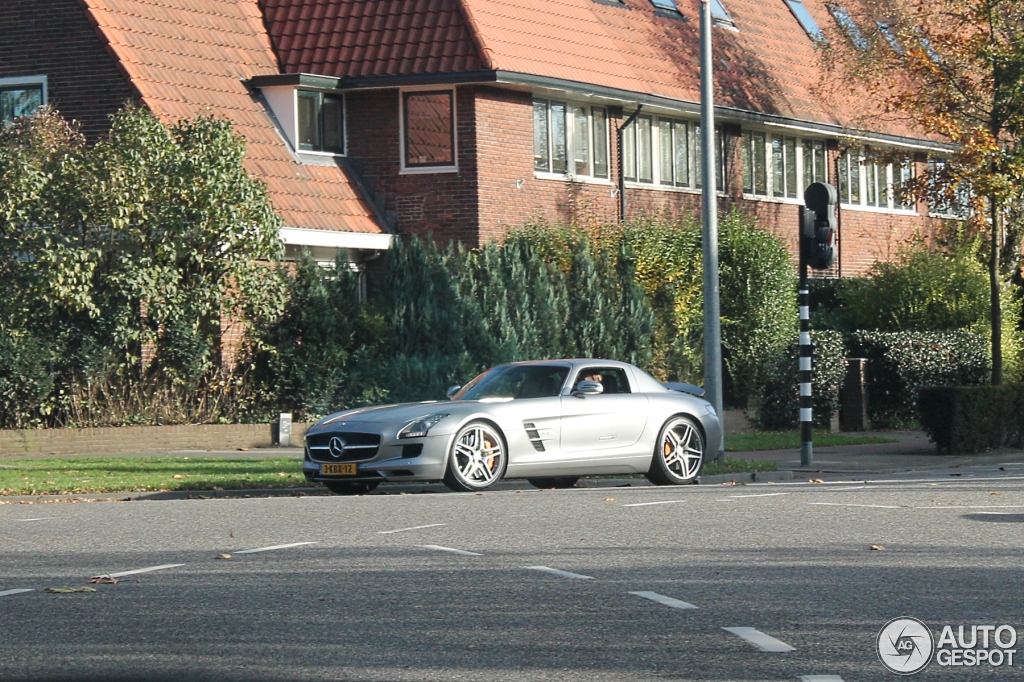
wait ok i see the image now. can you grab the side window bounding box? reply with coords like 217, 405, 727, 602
573, 367, 632, 395
402, 90, 455, 168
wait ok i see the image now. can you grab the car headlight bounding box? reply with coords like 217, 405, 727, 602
704, 402, 717, 417
398, 413, 449, 439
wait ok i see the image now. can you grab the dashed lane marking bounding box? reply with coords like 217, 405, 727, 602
16, 518, 55, 522
622, 500, 685, 507
0, 589, 34, 597
799, 676, 845, 681
97, 564, 185, 579
525, 566, 594, 580
723, 627, 796, 652
417, 545, 482, 556
913, 505, 1024, 510
629, 591, 698, 609
811, 499, 901, 503
234, 542, 318, 555
378, 523, 446, 535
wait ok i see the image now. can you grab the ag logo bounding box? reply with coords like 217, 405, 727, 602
878, 617, 934, 675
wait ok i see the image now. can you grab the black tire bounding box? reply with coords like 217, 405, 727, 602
646, 415, 704, 485
324, 481, 380, 495
527, 477, 581, 489
442, 420, 508, 492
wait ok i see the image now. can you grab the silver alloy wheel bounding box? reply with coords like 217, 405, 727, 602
451, 423, 505, 488
660, 417, 703, 480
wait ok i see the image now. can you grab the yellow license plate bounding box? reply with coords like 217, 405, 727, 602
321, 463, 358, 476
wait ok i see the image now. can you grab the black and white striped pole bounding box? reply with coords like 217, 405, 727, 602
800, 182, 838, 468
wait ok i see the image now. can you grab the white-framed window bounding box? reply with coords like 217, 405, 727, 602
296, 89, 345, 155
0, 76, 46, 123
711, 0, 736, 27
401, 88, 456, 172
839, 148, 918, 212
534, 99, 609, 180
622, 114, 723, 191
742, 130, 827, 200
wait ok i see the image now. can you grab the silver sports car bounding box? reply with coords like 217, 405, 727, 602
302, 359, 721, 494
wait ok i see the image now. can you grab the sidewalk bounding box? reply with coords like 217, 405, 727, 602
729, 430, 1024, 474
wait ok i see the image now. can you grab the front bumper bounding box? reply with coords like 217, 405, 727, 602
302, 430, 450, 484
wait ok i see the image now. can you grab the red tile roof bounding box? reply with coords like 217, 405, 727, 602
80, 0, 383, 234
260, 0, 485, 77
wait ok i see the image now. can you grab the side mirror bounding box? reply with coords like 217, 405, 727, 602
572, 380, 604, 398
446, 385, 462, 400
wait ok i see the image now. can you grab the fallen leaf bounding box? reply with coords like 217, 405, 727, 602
605, 497, 615, 502
809, 478, 824, 484
949, 473, 962, 477
869, 545, 885, 551
45, 586, 96, 593
237, 447, 249, 452
215, 554, 232, 560
278, 472, 287, 476
991, 492, 1001, 496
89, 576, 119, 584
475, 493, 483, 496
722, 481, 739, 486
172, 475, 183, 480
229, 530, 234, 538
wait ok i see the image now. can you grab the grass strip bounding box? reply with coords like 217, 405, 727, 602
0, 457, 306, 496
725, 431, 896, 452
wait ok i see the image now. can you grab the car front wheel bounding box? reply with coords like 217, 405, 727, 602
443, 421, 508, 492
646, 415, 704, 485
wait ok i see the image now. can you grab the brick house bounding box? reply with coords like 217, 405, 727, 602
1, 0, 958, 276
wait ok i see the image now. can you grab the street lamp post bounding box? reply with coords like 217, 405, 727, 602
700, 0, 724, 462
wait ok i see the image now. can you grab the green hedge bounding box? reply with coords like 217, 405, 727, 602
853, 331, 989, 428
919, 385, 1021, 453
756, 330, 846, 430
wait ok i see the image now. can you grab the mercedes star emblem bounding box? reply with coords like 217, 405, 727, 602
328, 436, 346, 458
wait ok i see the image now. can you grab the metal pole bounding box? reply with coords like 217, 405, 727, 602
699, 0, 724, 462
617, 106, 643, 223
798, 206, 813, 468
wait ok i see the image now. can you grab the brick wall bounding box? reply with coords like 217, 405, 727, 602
0, 0, 135, 140
346, 87, 481, 245
0, 423, 312, 457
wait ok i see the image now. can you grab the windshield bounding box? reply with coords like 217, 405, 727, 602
455, 365, 569, 401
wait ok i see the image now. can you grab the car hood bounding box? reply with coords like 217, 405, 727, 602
311, 402, 453, 430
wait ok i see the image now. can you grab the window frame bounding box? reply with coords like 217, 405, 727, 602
741, 130, 828, 202
400, 87, 458, 174
295, 89, 346, 156
0, 75, 47, 123
784, 0, 824, 41
534, 98, 611, 182
839, 147, 919, 213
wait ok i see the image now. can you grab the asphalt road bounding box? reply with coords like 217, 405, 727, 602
1, 465, 1022, 681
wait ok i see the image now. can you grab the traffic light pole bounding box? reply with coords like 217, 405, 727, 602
798, 206, 813, 468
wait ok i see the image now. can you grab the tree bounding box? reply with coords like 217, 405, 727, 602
820, 0, 1024, 384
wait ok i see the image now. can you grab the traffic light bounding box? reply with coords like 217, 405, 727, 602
803, 182, 837, 270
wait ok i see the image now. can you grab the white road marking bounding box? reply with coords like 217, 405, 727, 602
809, 502, 902, 509
96, 564, 184, 579
525, 566, 594, 580
913, 505, 1024, 510
825, 486, 870, 491
629, 591, 697, 609
417, 545, 482, 556
800, 676, 845, 682
726, 493, 791, 499
723, 627, 796, 652
378, 523, 446, 535
17, 518, 55, 522
0, 589, 34, 597
234, 542, 318, 554
622, 500, 685, 507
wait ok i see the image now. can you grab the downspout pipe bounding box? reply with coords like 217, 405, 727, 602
617, 105, 643, 222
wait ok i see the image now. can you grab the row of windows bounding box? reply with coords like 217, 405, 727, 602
740, 131, 827, 199
838, 150, 915, 211
297, 88, 456, 170
622, 115, 725, 191
533, 100, 610, 179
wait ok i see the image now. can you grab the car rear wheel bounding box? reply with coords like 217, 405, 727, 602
324, 481, 380, 495
527, 477, 580, 489
443, 421, 508, 492
646, 415, 703, 485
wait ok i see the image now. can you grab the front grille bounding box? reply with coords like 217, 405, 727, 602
306, 431, 381, 462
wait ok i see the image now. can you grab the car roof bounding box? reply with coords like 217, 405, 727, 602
503, 359, 634, 370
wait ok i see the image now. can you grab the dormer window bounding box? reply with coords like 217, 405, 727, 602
650, 0, 680, 11
297, 89, 345, 154
784, 0, 823, 41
